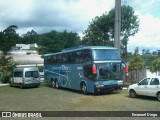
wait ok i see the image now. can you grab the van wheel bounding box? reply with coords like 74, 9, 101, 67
157, 92, 160, 101
81, 82, 87, 95
20, 84, 23, 89
55, 80, 59, 88
10, 82, 13, 87
129, 90, 136, 98
51, 80, 56, 88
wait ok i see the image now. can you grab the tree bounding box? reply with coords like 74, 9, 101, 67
38, 30, 81, 55
82, 5, 139, 60
0, 55, 16, 83
0, 25, 20, 54
150, 58, 160, 73
129, 48, 144, 82
22, 30, 39, 44
82, 10, 114, 46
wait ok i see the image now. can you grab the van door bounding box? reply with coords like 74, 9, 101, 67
24, 71, 40, 83
13, 71, 23, 84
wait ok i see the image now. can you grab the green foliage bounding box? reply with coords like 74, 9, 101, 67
0, 55, 16, 83
129, 48, 144, 72
0, 25, 20, 54
82, 11, 114, 46
82, 5, 139, 48
150, 57, 160, 72
38, 30, 81, 55
1, 76, 9, 83
22, 30, 39, 44
129, 55, 144, 71
141, 55, 159, 67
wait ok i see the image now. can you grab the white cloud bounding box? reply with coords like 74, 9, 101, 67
0, 0, 159, 51
0, 0, 114, 35
128, 14, 160, 51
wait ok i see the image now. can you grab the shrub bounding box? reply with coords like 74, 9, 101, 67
1, 76, 9, 83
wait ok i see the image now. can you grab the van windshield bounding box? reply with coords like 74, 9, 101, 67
25, 71, 39, 78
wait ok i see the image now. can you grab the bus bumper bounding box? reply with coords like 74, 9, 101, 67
94, 84, 122, 93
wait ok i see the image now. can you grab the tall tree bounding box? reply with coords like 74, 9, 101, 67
82, 5, 139, 60
0, 25, 19, 54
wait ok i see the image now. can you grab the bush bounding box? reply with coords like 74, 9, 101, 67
1, 76, 9, 83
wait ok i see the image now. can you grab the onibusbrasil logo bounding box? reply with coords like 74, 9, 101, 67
59, 65, 71, 87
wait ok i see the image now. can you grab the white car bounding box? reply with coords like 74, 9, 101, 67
128, 77, 160, 101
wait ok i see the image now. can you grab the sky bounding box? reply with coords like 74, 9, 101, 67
0, 0, 160, 52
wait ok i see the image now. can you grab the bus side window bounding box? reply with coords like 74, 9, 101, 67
69, 53, 76, 63
62, 54, 68, 63
48, 56, 51, 64
44, 57, 47, 64
84, 50, 92, 62
57, 55, 62, 63
75, 51, 83, 63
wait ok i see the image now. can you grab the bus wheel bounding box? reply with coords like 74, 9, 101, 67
51, 80, 56, 88
81, 82, 87, 95
55, 80, 59, 88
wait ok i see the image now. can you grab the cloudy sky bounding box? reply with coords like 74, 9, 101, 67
0, 0, 160, 52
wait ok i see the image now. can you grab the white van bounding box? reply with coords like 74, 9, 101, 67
10, 67, 40, 88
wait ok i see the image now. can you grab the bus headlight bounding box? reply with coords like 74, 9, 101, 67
117, 80, 123, 85
95, 85, 104, 88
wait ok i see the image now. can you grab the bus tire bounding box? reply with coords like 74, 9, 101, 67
81, 82, 88, 95
55, 79, 59, 88
51, 79, 56, 88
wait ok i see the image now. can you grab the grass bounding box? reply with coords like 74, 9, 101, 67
0, 83, 160, 111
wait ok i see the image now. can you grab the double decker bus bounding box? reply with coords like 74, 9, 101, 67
44, 46, 123, 94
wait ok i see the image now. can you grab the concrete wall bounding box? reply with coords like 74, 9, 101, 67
127, 68, 160, 83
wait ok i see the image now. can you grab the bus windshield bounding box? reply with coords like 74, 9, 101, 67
98, 63, 122, 80
93, 49, 120, 61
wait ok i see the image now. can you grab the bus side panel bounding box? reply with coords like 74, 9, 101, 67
44, 65, 53, 85
67, 64, 83, 91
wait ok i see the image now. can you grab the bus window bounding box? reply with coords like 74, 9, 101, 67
84, 50, 92, 62
47, 56, 52, 64
93, 49, 120, 60
75, 51, 84, 63
62, 54, 69, 63
68, 52, 76, 63
57, 55, 62, 63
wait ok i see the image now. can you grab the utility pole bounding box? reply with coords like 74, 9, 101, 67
114, 0, 121, 52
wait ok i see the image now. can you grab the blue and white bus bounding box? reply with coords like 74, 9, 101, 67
44, 46, 123, 94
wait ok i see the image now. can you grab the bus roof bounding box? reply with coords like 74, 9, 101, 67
44, 46, 117, 57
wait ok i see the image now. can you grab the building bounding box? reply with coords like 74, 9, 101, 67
16, 43, 38, 50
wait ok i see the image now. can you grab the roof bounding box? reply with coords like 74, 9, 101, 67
44, 46, 117, 57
